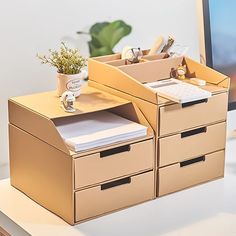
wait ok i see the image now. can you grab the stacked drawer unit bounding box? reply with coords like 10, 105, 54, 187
88, 52, 229, 197
74, 138, 155, 221
158, 92, 227, 196
8, 86, 155, 225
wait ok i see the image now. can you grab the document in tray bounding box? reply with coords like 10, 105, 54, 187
55, 111, 147, 152
144, 78, 212, 103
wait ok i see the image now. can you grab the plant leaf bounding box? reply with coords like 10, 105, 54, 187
89, 22, 109, 35
88, 41, 113, 57
91, 20, 132, 50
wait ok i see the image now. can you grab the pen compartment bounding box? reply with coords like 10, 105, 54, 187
159, 92, 228, 136
158, 150, 225, 196
75, 170, 155, 222
104, 53, 168, 67
74, 139, 154, 189
158, 122, 226, 167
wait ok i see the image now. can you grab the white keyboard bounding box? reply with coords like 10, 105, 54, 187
144, 78, 212, 103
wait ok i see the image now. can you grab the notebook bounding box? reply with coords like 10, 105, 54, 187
144, 78, 212, 103
55, 111, 147, 152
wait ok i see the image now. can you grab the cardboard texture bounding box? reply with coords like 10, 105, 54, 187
8, 86, 155, 225
9, 52, 229, 223
89, 54, 229, 105
74, 139, 154, 189
75, 170, 154, 222
9, 125, 74, 224
159, 122, 226, 167
159, 92, 228, 136
158, 150, 225, 196
88, 51, 229, 197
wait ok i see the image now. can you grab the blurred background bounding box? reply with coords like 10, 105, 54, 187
0, 0, 200, 178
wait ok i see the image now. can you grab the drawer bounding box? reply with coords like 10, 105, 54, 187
159, 150, 225, 196
75, 170, 154, 222
159, 93, 228, 136
74, 139, 154, 189
159, 122, 226, 167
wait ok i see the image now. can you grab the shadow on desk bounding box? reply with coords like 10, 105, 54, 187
0, 177, 235, 236
77, 179, 225, 236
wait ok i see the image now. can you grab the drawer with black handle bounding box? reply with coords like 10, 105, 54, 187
158, 150, 225, 196
75, 170, 155, 222
74, 139, 154, 189
159, 122, 226, 167
159, 93, 228, 136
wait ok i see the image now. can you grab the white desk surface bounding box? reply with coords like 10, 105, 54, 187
1, 138, 236, 236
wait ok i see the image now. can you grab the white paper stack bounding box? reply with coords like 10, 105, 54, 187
55, 111, 148, 152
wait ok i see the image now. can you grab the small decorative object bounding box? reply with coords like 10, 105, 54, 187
122, 47, 143, 64
60, 91, 76, 113
77, 20, 132, 57
171, 65, 187, 80
37, 42, 87, 97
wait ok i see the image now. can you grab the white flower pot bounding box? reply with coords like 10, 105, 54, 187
57, 70, 87, 97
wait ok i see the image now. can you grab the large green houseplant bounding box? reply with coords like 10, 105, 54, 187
77, 20, 132, 57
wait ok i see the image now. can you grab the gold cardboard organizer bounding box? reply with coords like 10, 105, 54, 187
88, 50, 228, 197
89, 52, 229, 104
88, 52, 229, 135
9, 51, 229, 225
9, 86, 155, 225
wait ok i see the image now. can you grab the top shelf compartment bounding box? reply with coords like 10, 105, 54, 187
8, 86, 153, 156
89, 51, 230, 105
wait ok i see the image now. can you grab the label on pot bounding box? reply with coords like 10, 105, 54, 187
66, 79, 82, 92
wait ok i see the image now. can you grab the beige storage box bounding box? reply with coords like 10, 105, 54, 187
87, 52, 229, 196
8, 86, 155, 225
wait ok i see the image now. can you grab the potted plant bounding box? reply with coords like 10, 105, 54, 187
37, 42, 87, 97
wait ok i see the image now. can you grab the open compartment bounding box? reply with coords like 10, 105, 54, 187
8, 86, 154, 156
89, 50, 230, 137
104, 53, 168, 67
89, 52, 230, 105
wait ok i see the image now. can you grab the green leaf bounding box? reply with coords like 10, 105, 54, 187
89, 22, 109, 35
89, 22, 110, 48
91, 20, 132, 49
88, 41, 113, 57
77, 20, 132, 57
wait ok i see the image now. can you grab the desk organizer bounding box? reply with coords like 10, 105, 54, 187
88, 52, 229, 197
8, 86, 155, 225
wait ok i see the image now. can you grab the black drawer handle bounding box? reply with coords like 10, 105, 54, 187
181, 127, 207, 138
182, 98, 208, 108
100, 145, 131, 158
101, 177, 131, 190
180, 156, 205, 167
